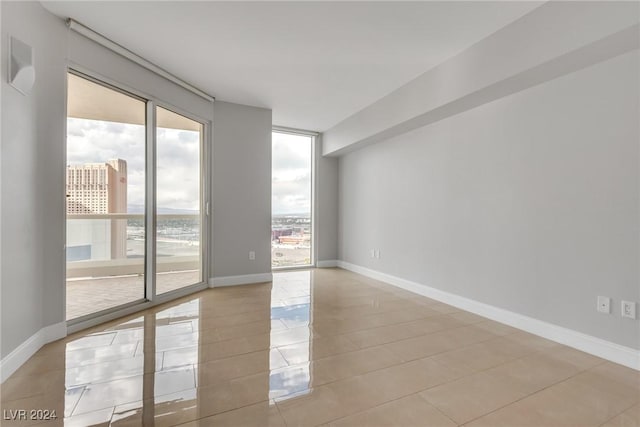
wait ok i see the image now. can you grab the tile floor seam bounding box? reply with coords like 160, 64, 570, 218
164, 321, 465, 374
67, 369, 198, 418
70, 381, 200, 420
456, 360, 613, 427
105, 406, 116, 425
273, 347, 290, 367
192, 363, 197, 388
321, 389, 462, 427
596, 404, 638, 427
377, 325, 518, 367
274, 398, 290, 427
64, 363, 197, 390
598, 401, 640, 427
7, 354, 140, 381
415, 391, 463, 427
132, 340, 140, 360
312, 310, 446, 336
409, 347, 613, 424
328, 318, 492, 352
68, 386, 87, 417
165, 396, 275, 426
269, 359, 463, 423
159, 350, 166, 370
264, 357, 412, 399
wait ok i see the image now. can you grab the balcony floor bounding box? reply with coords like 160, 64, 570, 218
66, 270, 201, 320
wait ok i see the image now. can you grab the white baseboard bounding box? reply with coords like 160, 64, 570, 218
209, 272, 273, 288
338, 261, 640, 371
317, 260, 339, 268
1, 321, 67, 383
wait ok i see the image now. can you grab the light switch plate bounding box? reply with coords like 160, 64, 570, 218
621, 301, 636, 319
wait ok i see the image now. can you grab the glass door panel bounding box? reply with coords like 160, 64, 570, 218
66, 73, 146, 320
155, 106, 203, 294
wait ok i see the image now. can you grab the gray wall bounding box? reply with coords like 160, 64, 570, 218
339, 51, 640, 349
324, 1, 640, 156
1, 1, 67, 358
212, 101, 272, 278
0, 3, 276, 361
316, 136, 339, 263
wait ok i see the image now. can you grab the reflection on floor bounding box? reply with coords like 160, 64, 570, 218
66, 270, 201, 320
3, 269, 639, 426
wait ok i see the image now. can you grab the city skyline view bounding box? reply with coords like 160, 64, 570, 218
68, 119, 311, 215
67, 117, 201, 211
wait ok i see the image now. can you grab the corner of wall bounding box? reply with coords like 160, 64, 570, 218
0, 321, 66, 383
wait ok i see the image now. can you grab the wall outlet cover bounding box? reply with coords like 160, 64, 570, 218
597, 296, 611, 314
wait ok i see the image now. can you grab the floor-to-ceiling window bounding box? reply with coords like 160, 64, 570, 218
271, 131, 314, 268
66, 72, 206, 321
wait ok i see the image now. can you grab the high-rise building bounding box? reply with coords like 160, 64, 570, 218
66, 159, 128, 260
66, 159, 127, 214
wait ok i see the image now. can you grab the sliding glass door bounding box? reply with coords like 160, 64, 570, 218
156, 107, 203, 295
66, 72, 206, 321
66, 73, 147, 320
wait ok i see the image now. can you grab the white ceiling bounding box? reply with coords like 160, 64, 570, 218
42, 1, 542, 131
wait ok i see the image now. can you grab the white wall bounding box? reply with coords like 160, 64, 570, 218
339, 50, 640, 350
212, 101, 272, 279
1, 1, 67, 358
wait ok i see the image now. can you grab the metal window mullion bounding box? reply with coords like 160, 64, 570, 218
311, 135, 317, 267
201, 121, 210, 284
145, 101, 157, 301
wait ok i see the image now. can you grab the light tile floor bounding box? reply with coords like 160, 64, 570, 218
2, 268, 638, 426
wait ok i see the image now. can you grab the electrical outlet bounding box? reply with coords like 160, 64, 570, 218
621, 301, 637, 319
375, 249, 380, 259
369, 249, 375, 258
249, 251, 255, 261
597, 296, 611, 314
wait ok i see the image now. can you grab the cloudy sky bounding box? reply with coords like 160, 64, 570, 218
67, 120, 311, 215
67, 118, 200, 211
272, 132, 312, 215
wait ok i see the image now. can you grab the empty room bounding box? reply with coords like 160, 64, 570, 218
1, 1, 639, 426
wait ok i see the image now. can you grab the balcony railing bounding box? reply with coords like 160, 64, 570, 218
66, 213, 200, 279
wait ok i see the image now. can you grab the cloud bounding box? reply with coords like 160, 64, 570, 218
157, 128, 200, 210
105, 122, 126, 134
273, 137, 310, 170
178, 131, 198, 143
272, 132, 312, 215
67, 118, 201, 211
66, 122, 313, 215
